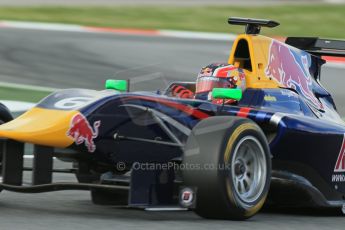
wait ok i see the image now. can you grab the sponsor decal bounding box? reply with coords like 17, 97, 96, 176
182, 191, 192, 202
66, 113, 101, 153
264, 95, 277, 102
332, 134, 345, 182
180, 187, 194, 207
332, 174, 345, 183
334, 135, 345, 173
266, 40, 323, 110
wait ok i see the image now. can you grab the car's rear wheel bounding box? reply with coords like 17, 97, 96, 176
182, 116, 271, 220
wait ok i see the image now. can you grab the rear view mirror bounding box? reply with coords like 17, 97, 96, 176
105, 79, 128, 92
212, 88, 242, 101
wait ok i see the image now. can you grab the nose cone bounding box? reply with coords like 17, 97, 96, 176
0, 107, 78, 148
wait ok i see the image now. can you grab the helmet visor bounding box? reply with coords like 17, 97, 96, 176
196, 76, 233, 94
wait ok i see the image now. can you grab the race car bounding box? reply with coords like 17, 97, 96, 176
0, 17, 344, 220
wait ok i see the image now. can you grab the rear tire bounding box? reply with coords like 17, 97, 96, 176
182, 116, 271, 220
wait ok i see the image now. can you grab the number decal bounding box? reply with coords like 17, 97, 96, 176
54, 97, 93, 109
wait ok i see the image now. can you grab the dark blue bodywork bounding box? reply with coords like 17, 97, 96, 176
35, 84, 345, 207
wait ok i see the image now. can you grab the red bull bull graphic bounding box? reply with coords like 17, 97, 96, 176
266, 40, 323, 109
67, 113, 101, 153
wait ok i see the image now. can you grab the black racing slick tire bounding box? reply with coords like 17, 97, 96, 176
182, 116, 271, 220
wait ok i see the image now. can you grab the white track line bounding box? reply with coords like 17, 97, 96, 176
0, 20, 86, 32
159, 30, 236, 41
0, 81, 58, 92
0, 20, 236, 41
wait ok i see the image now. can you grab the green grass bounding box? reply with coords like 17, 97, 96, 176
0, 86, 51, 103
0, 5, 344, 38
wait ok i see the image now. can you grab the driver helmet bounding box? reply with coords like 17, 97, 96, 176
195, 63, 245, 104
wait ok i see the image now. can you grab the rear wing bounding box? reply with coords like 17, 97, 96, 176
228, 17, 279, 35
286, 37, 345, 57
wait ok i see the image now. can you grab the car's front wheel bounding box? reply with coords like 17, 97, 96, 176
182, 116, 271, 220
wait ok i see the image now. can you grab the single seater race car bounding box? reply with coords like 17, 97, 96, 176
0, 17, 344, 220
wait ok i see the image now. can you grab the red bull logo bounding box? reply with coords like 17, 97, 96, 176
334, 135, 345, 173
67, 114, 101, 153
266, 40, 323, 109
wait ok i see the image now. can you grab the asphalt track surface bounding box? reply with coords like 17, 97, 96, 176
0, 28, 344, 229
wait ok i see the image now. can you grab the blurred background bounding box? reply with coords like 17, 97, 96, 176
0, 0, 344, 37
0, 0, 343, 111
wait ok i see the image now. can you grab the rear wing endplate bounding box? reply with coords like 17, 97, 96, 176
286, 37, 345, 57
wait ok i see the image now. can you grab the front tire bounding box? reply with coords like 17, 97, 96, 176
182, 116, 271, 220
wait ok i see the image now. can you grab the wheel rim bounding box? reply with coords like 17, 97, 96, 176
230, 136, 267, 204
